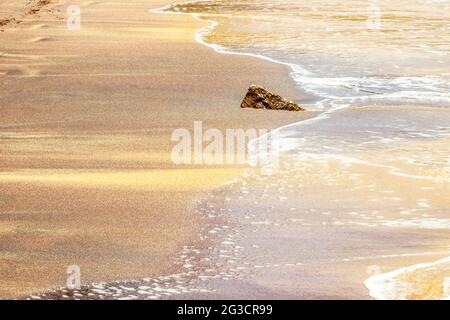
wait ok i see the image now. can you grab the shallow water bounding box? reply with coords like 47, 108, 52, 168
160, 0, 450, 300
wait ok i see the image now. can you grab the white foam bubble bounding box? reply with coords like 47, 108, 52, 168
365, 255, 450, 300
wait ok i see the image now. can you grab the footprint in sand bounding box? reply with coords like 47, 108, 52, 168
1, 52, 44, 61
29, 23, 48, 30
3, 68, 28, 76
83, 1, 101, 6
0, 17, 21, 31
30, 36, 54, 43
0, 63, 41, 77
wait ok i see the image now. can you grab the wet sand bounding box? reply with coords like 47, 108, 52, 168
0, 0, 314, 298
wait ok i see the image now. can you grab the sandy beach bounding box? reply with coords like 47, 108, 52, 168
1, 0, 449, 301
0, 0, 314, 298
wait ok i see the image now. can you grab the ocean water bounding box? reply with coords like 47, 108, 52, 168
159, 0, 450, 299
162, 0, 450, 107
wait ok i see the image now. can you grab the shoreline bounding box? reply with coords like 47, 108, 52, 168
152, 1, 318, 106
2, 0, 448, 300
153, 0, 450, 300
0, 0, 315, 299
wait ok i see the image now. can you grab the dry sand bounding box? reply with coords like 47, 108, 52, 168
0, 0, 314, 298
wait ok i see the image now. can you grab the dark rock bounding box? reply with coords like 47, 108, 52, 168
240, 85, 304, 112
